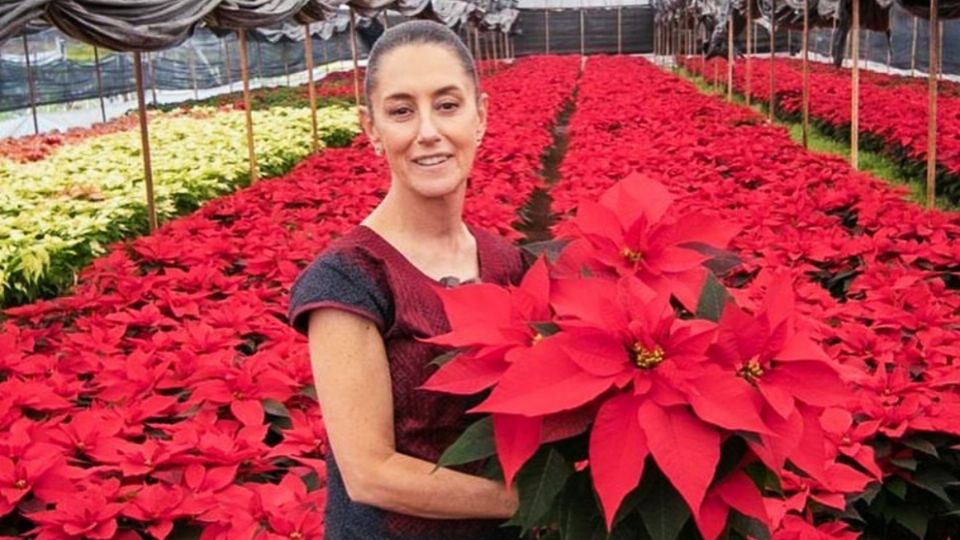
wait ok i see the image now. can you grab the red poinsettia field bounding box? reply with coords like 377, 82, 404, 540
0, 56, 578, 539
679, 56, 960, 202
2, 53, 959, 540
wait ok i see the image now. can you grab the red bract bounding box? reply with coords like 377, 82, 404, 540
421, 256, 551, 396
554, 172, 739, 309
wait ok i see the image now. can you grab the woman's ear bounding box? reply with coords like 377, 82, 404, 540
358, 105, 381, 152
476, 92, 489, 141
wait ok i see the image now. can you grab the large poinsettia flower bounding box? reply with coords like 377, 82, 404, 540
471, 277, 761, 529
554, 172, 740, 309
420, 257, 551, 396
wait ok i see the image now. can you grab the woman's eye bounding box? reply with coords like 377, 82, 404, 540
438, 102, 459, 112
389, 107, 412, 118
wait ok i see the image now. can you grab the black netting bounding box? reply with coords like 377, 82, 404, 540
513, 7, 655, 56
0, 27, 360, 113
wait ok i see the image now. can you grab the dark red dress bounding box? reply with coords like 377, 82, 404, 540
288, 224, 524, 540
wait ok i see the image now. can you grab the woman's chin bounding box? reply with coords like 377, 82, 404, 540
408, 176, 466, 200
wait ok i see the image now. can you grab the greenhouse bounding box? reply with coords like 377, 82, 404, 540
1, 0, 959, 538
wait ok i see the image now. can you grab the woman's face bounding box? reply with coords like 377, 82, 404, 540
360, 43, 487, 200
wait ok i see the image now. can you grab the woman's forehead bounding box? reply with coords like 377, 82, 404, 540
373, 43, 473, 99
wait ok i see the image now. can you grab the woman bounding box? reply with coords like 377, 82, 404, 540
287, 20, 523, 540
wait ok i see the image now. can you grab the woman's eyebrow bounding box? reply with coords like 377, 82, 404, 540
383, 85, 463, 102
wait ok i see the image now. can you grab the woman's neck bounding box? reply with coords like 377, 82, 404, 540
364, 183, 468, 244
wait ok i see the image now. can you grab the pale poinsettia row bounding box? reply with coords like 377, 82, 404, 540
0, 56, 580, 540
0, 106, 359, 307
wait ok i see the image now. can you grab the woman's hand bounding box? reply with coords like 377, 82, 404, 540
307, 308, 518, 520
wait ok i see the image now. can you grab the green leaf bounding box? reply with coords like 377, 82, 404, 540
885, 477, 908, 500
436, 416, 496, 469
901, 436, 939, 458
887, 504, 928, 538
637, 467, 690, 540
728, 511, 772, 540
890, 457, 918, 471
695, 273, 728, 322
909, 467, 958, 503
557, 473, 603, 540
263, 399, 290, 418
509, 447, 575, 533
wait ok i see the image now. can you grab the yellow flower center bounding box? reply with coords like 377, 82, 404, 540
290, 533, 304, 540
531, 333, 544, 346
631, 343, 665, 369
621, 247, 643, 264
14, 479, 27, 490
738, 360, 765, 382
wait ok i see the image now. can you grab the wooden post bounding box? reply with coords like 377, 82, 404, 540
746, 0, 753, 105
617, 4, 623, 54
132, 52, 158, 232
911, 16, 918, 75
304, 25, 318, 153
223, 38, 233, 91
769, 0, 776, 121
851, 0, 860, 169
238, 30, 259, 184
727, 15, 734, 101
93, 46, 107, 123
926, 0, 939, 207
21, 35, 39, 135
788, 30, 792, 55
802, 0, 810, 148
545, 9, 550, 54
349, 8, 362, 107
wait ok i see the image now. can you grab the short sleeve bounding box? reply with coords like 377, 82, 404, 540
287, 250, 392, 336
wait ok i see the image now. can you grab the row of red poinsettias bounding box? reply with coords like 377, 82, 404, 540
679, 56, 960, 194
546, 55, 960, 538
0, 56, 580, 539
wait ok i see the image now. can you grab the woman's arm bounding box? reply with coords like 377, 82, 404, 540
307, 308, 518, 520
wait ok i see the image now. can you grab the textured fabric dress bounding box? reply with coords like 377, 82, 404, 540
288, 224, 525, 540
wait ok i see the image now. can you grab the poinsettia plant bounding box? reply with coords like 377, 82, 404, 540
424, 174, 877, 539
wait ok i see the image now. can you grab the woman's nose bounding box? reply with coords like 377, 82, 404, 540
416, 112, 441, 145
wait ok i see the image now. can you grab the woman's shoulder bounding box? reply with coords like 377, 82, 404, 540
287, 226, 393, 335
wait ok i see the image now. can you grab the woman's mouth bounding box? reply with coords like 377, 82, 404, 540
413, 154, 453, 168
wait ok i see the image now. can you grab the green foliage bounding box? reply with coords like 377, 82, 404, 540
851, 434, 960, 539
0, 105, 359, 306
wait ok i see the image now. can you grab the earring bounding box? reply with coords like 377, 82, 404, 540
373, 144, 383, 156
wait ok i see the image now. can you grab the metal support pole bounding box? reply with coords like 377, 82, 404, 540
851, 0, 860, 169
746, 0, 753, 105
281, 42, 290, 86
580, 7, 585, 58
93, 45, 107, 123
148, 52, 158, 106
545, 9, 550, 54
21, 35, 39, 134
768, 0, 776, 121
617, 4, 623, 54
802, 0, 810, 148
926, 0, 939, 207
132, 52, 158, 232
188, 46, 199, 100
238, 30, 260, 184
727, 16, 734, 101
223, 38, 233, 92
911, 16, 918, 75
349, 8, 362, 106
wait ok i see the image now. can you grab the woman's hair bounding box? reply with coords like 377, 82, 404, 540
364, 20, 480, 105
